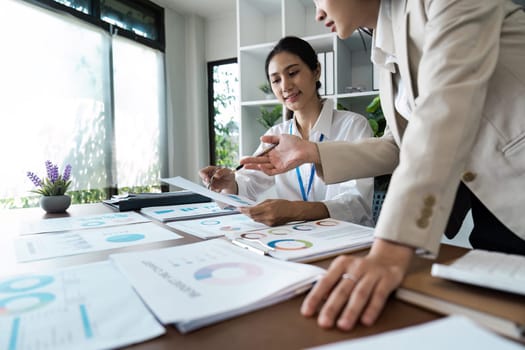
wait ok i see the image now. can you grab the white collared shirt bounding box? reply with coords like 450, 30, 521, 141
371, 0, 412, 120
236, 99, 374, 226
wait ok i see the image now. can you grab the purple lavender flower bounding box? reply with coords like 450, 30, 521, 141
45, 160, 53, 179
51, 164, 59, 183
63, 164, 72, 181
27, 171, 42, 187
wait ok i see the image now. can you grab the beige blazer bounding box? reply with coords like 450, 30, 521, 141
317, 0, 525, 255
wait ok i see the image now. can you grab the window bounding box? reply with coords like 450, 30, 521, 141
0, 0, 166, 208
207, 59, 240, 167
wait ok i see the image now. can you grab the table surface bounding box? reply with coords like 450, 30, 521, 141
0, 203, 467, 350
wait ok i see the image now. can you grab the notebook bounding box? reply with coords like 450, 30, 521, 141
110, 239, 324, 333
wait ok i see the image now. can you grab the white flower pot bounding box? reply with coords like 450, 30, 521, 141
40, 195, 71, 214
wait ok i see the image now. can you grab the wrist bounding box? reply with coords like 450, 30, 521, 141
369, 238, 415, 271
304, 141, 321, 165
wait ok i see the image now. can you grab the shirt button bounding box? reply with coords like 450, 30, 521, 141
462, 171, 476, 182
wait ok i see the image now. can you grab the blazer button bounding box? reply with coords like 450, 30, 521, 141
417, 218, 429, 229
424, 195, 436, 207
462, 171, 476, 182
421, 207, 433, 218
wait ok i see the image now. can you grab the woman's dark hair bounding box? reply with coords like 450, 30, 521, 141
265, 36, 321, 119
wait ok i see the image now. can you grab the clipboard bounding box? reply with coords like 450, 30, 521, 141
102, 191, 211, 211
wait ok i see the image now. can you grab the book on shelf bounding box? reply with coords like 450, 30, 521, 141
396, 249, 525, 341
226, 218, 374, 263
140, 202, 239, 223
110, 239, 324, 333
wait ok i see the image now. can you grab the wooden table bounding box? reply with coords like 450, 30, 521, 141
1, 203, 465, 350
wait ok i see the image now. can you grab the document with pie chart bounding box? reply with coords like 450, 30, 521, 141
0, 261, 164, 350
226, 219, 374, 262
110, 239, 325, 333
14, 222, 182, 262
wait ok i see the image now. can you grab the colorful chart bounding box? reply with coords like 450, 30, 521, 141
106, 234, 145, 243
267, 239, 313, 251
292, 224, 315, 231
80, 220, 106, 227
267, 228, 292, 235
200, 219, 221, 226
194, 262, 263, 285
219, 226, 242, 231
240, 232, 267, 240
0, 292, 55, 315
315, 219, 339, 226
0, 275, 54, 293
154, 209, 175, 214
225, 194, 252, 206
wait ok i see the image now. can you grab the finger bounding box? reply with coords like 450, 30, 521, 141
336, 273, 377, 331
360, 276, 397, 326
239, 156, 271, 165
260, 134, 280, 144
316, 275, 360, 329
301, 258, 349, 317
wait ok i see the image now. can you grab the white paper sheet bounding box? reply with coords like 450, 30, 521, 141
167, 213, 268, 239
227, 219, 374, 262
0, 261, 164, 350
161, 176, 256, 207
17, 211, 150, 235
308, 316, 524, 350
15, 222, 182, 262
111, 239, 324, 332
141, 202, 239, 222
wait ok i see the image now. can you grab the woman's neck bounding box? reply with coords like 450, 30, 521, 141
294, 99, 323, 139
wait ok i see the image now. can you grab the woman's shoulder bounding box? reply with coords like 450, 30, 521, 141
332, 109, 369, 126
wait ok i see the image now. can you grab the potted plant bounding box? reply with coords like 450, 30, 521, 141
258, 82, 274, 99
257, 105, 283, 129
365, 96, 391, 223
27, 160, 73, 213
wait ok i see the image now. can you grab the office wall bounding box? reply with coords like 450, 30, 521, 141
205, 11, 237, 61
164, 8, 209, 183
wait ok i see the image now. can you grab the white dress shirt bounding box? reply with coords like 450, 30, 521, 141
236, 99, 374, 226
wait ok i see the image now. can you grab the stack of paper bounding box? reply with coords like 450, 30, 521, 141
141, 202, 239, 223
0, 261, 164, 350
110, 239, 325, 333
227, 219, 374, 262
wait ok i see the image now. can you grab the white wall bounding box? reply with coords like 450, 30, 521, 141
205, 11, 237, 61
164, 8, 210, 183
163, 6, 237, 183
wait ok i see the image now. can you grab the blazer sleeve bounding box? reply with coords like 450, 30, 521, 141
374, 0, 504, 256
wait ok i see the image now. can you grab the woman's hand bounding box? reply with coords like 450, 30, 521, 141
301, 239, 414, 330
239, 199, 330, 226
198, 166, 237, 194
240, 134, 321, 176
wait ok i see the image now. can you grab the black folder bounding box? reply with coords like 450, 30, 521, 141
102, 191, 211, 211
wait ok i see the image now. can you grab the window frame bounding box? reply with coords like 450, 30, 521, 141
23, 0, 165, 51
207, 57, 238, 166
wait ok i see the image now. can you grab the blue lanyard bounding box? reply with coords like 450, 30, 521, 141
289, 122, 324, 201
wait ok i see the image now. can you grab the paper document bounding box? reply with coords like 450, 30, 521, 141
167, 213, 268, 239
15, 222, 182, 262
307, 316, 523, 350
227, 219, 374, 262
17, 211, 150, 235
141, 202, 239, 223
431, 249, 525, 296
111, 239, 324, 333
0, 261, 164, 350
162, 176, 256, 208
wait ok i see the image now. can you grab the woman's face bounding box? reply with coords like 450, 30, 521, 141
268, 51, 320, 113
313, 0, 379, 39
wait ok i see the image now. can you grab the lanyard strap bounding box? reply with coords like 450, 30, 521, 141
289, 122, 324, 201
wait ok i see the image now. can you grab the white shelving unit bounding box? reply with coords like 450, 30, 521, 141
237, 0, 378, 155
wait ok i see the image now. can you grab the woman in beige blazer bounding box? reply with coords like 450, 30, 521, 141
240, 0, 525, 331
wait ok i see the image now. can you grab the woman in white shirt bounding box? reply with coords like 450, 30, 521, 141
200, 36, 374, 227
